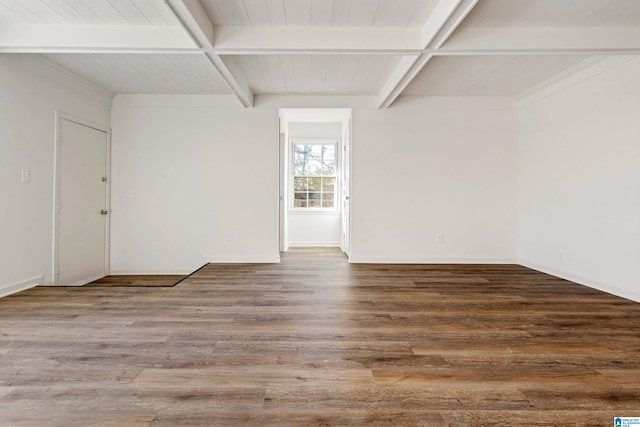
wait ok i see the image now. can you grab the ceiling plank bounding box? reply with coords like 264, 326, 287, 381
167, 0, 254, 107
0, 1, 48, 23
292, 55, 312, 92
242, 0, 271, 26
106, 0, 150, 25
56, 0, 102, 24
347, 0, 379, 27
311, 55, 328, 92
311, 0, 333, 27
279, 55, 297, 93
442, 26, 640, 52
0, 23, 196, 51
262, 55, 288, 93
39, 0, 84, 24
80, 0, 129, 24
330, 0, 351, 26
130, 0, 174, 25
214, 0, 251, 26
371, 0, 403, 27
284, 0, 312, 26
213, 26, 422, 52
264, 0, 287, 26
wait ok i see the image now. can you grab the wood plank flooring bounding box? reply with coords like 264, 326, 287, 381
85, 275, 186, 287
1, 247, 639, 426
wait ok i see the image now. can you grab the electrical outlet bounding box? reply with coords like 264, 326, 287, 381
21, 169, 30, 183
126, 190, 137, 198
225, 232, 233, 241
560, 251, 566, 263
435, 233, 444, 244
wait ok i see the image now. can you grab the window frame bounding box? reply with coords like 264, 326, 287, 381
289, 139, 340, 213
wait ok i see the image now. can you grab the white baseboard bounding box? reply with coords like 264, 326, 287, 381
349, 257, 517, 264
0, 275, 42, 298
109, 269, 194, 275
519, 259, 640, 303
202, 256, 280, 264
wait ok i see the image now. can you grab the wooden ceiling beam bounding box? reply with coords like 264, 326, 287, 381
166, 0, 253, 108
377, 0, 480, 108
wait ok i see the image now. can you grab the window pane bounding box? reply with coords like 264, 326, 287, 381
308, 177, 321, 191
294, 192, 308, 201
294, 200, 307, 208
321, 145, 335, 175
322, 160, 335, 175
310, 144, 324, 158
323, 192, 334, 203
306, 158, 322, 175
322, 198, 334, 208
308, 200, 322, 208
294, 177, 307, 191
324, 144, 336, 158
294, 145, 313, 175
308, 192, 321, 200
322, 177, 335, 191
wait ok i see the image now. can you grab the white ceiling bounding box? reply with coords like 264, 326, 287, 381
201, 0, 438, 27
460, 0, 640, 27
0, 0, 178, 25
1, 0, 639, 107
44, 53, 232, 94
404, 55, 591, 96
229, 54, 402, 95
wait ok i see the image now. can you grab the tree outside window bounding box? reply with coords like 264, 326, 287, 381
292, 143, 337, 209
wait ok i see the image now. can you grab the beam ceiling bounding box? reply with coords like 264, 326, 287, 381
0, 0, 638, 108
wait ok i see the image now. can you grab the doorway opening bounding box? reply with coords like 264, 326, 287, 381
278, 109, 351, 258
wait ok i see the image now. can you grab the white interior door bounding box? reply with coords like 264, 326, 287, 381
56, 118, 109, 286
341, 118, 351, 256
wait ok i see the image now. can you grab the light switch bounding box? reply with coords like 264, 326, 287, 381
21, 169, 30, 183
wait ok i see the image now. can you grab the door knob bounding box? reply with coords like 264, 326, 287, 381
100, 210, 108, 215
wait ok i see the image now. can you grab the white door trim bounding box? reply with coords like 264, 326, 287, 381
341, 117, 352, 257
53, 111, 111, 285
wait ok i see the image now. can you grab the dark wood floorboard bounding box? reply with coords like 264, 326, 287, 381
85, 275, 186, 287
1, 247, 639, 426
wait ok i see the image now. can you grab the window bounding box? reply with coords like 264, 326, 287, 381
292, 142, 337, 209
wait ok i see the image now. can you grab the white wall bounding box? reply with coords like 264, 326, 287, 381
287, 122, 342, 247
350, 97, 518, 263
289, 122, 341, 139
518, 56, 640, 302
110, 95, 279, 273
0, 54, 112, 293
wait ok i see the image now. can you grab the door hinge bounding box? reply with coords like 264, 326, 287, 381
56, 270, 60, 278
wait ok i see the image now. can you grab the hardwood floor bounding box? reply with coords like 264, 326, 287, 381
85, 275, 186, 287
1, 247, 639, 426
